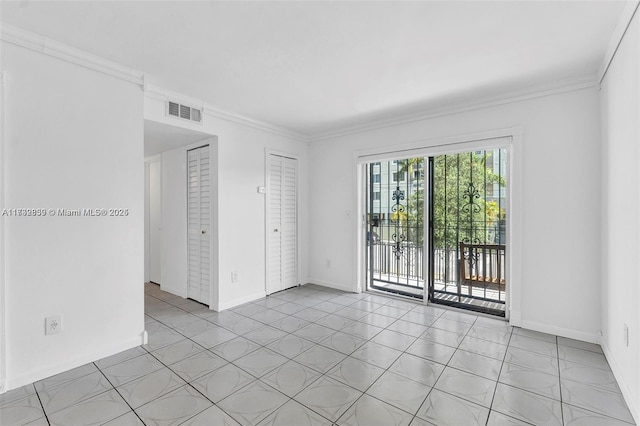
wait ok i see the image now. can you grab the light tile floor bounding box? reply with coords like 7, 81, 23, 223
0, 282, 636, 425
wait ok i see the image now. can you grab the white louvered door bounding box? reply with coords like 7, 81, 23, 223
187, 146, 210, 305
268, 154, 297, 294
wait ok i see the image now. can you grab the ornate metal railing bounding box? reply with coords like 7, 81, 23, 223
369, 232, 506, 302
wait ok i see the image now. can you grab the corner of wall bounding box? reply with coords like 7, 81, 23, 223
217, 291, 266, 311
601, 340, 640, 424
6, 334, 143, 391
306, 278, 357, 294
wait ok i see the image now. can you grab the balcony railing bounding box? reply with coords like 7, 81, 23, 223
369, 240, 506, 303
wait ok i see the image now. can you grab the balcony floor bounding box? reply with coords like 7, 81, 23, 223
370, 276, 506, 315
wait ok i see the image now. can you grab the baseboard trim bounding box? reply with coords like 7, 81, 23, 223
160, 285, 187, 299
306, 278, 357, 293
601, 341, 640, 425
519, 320, 599, 344
217, 291, 267, 311
4, 333, 145, 392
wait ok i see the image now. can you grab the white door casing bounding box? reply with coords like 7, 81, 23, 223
148, 160, 162, 284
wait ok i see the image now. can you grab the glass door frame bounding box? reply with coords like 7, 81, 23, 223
355, 130, 522, 323
426, 149, 509, 316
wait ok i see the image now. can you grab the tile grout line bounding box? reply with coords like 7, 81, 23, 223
420, 314, 500, 422
139, 334, 251, 425
149, 286, 492, 424
244, 287, 377, 424
557, 335, 565, 426
485, 322, 514, 425
32, 383, 52, 426
324, 301, 438, 424
145, 284, 628, 426
344, 296, 515, 423
148, 289, 344, 424
332, 303, 489, 423
267, 291, 422, 422
106, 335, 247, 426
101, 336, 238, 426
91, 362, 148, 426
403, 310, 468, 425
33, 366, 120, 424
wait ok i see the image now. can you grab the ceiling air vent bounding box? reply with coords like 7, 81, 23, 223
167, 101, 203, 124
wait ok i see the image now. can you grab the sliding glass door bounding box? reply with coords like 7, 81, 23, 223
365, 148, 508, 316
366, 158, 425, 298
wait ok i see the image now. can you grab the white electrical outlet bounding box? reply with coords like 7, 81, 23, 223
45, 315, 62, 335
231, 271, 238, 283
624, 324, 629, 347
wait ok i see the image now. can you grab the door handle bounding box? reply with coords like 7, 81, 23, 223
201, 230, 206, 234
273, 228, 279, 232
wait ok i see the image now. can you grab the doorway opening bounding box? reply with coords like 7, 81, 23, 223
365, 147, 508, 317
144, 119, 217, 307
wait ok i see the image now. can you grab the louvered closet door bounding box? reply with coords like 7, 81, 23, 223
187, 146, 210, 305
268, 154, 297, 294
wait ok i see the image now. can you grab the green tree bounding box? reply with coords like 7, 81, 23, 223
391, 153, 505, 249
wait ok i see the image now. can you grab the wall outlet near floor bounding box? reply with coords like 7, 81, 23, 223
45, 315, 62, 335
231, 271, 238, 283
624, 323, 629, 347
325, 259, 331, 268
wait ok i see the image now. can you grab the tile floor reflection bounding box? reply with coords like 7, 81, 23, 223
0, 282, 636, 425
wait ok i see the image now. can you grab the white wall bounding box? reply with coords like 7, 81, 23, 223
144, 94, 309, 311
309, 87, 602, 342
600, 10, 640, 423
1, 42, 144, 390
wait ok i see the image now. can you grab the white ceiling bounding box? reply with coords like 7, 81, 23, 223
1, 1, 630, 137
144, 119, 211, 156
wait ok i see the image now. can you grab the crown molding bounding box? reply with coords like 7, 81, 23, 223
309, 77, 599, 142
0, 24, 144, 86
1, 23, 608, 145
598, 0, 640, 83
144, 84, 308, 142
144, 84, 204, 109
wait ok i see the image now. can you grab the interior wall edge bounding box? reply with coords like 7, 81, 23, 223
519, 319, 599, 344
601, 340, 640, 424
306, 279, 357, 294
217, 291, 267, 312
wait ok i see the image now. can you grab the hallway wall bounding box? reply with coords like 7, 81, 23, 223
600, 10, 640, 423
